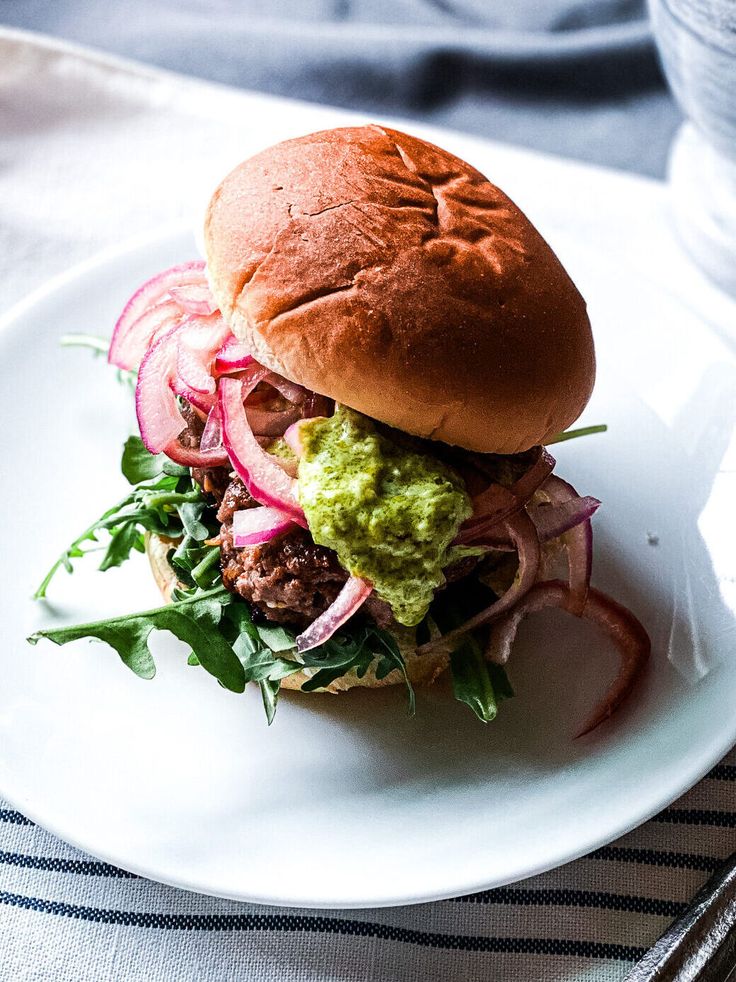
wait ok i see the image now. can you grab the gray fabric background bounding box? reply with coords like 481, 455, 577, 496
0, 0, 681, 176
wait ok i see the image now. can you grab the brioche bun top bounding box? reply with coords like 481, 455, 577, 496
204, 125, 595, 453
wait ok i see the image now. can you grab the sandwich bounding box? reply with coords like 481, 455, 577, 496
30, 125, 650, 732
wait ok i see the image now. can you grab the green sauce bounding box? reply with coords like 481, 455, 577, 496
297, 406, 472, 626
267, 437, 296, 463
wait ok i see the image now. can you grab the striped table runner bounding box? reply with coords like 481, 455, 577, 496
0, 751, 734, 980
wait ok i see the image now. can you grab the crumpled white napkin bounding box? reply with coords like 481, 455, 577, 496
0, 27, 350, 311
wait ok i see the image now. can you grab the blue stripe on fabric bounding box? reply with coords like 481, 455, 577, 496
654, 808, 736, 827
707, 764, 736, 781
0, 890, 646, 960
0, 849, 135, 878
455, 888, 684, 916
590, 846, 722, 872
0, 810, 33, 826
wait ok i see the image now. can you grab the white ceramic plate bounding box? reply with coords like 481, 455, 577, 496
1, 224, 735, 909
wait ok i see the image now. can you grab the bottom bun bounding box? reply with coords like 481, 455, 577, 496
145, 533, 449, 693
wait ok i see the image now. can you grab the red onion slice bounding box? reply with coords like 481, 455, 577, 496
264, 372, 308, 405
219, 372, 307, 526
168, 283, 217, 316
539, 475, 594, 616
169, 376, 215, 416
109, 299, 183, 372
418, 509, 541, 654
162, 440, 229, 468
470, 447, 555, 523
486, 579, 651, 736
459, 491, 600, 553
177, 334, 217, 395
109, 262, 207, 370
200, 403, 223, 453
136, 316, 229, 455
456, 447, 556, 544
232, 506, 294, 546
215, 337, 253, 374
528, 494, 600, 543
296, 576, 373, 653
136, 323, 188, 453
454, 484, 518, 545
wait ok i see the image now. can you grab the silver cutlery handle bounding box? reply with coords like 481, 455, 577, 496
624, 852, 736, 981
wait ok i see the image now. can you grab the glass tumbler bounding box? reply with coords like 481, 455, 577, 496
648, 0, 736, 296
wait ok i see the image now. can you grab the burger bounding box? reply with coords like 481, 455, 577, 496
30, 125, 650, 733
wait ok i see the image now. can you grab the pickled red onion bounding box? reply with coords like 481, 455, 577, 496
162, 440, 229, 468
200, 403, 223, 453
136, 316, 229, 455
284, 420, 310, 457
528, 494, 600, 543
215, 337, 253, 374
169, 376, 215, 416
458, 447, 556, 543
475, 493, 600, 551
485, 579, 650, 736
232, 507, 294, 546
296, 576, 373, 653
168, 282, 217, 315
109, 298, 183, 372
418, 509, 541, 654
176, 317, 221, 394
219, 372, 307, 526
109, 262, 207, 370
136, 323, 188, 453
538, 476, 594, 616
265, 372, 308, 405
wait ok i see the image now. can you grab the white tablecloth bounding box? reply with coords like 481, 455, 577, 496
1, 27, 735, 982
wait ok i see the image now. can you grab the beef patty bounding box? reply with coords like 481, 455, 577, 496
220, 517, 348, 628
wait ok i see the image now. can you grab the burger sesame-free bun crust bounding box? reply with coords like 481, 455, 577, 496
205, 125, 595, 454
145, 534, 448, 693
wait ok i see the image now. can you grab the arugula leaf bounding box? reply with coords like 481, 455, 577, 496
298, 624, 415, 713
27, 587, 246, 692
547, 423, 607, 445
169, 540, 221, 591
121, 436, 165, 484
99, 523, 145, 572
34, 438, 215, 598
178, 501, 210, 542
259, 678, 281, 725
234, 641, 302, 683
28, 612, 158, 679
33, 492, 136, 598
429, 581, 513, 723
450, 639, 498, 723
371, 627, 415, 714
255, 622, 298, 653
121, 436, 187, 486
159, 606, 244, 692
60, 333, 111, 356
